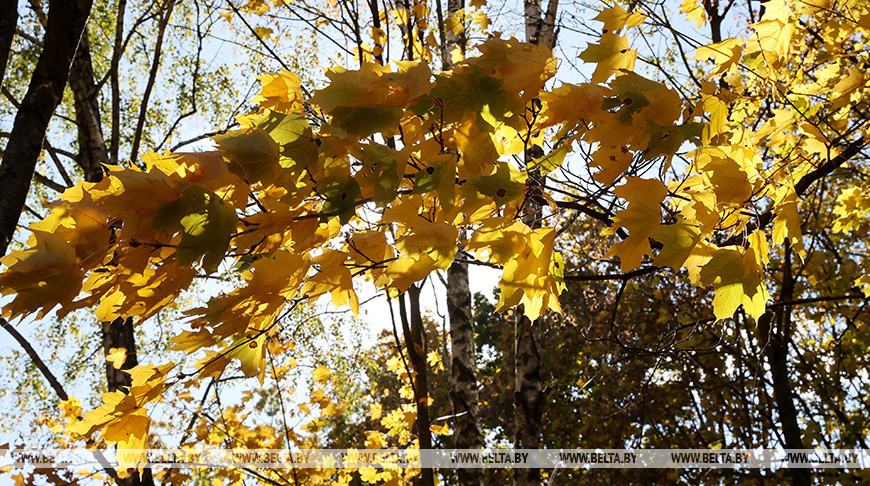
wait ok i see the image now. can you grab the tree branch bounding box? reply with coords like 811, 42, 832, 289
564, 266, 660, 282
129, 0, 176, 167
0, 318, 69, 401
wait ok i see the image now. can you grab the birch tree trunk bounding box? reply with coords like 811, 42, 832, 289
514, 3, 558, 484
447, 260, 484, 486
436, 1, 485, 484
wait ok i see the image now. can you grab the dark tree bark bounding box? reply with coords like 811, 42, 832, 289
514, 312, 544, 485
0, 0, 17, 87
757, 245, 811, 486
69, 31, 108, 182
102, 317, 138, 392
400, 285, 436, 486
101, 319, 155, 485
0, 0, 92, 257
439, 0, 465, 70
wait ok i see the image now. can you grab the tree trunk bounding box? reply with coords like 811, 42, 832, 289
0, 0, 92, 257
513, 5, 558, 484
69, 31, 108, 182
400, 286, 435, 486
101, 317, 155, 486
447, 260, 484, 486
440, 0, 465, 69
757, 245, 810, 486
67, 28, 155, 486
514, 312, 543, 486
0, 0, 17, 88
438, 0, 484, 483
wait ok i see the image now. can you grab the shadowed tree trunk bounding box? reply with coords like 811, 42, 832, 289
447, 259, 484, 486
69, 32, 108, 182
0, 0, 92, 257
0, 0, 17, 88
757, 245, 810, 486
400, 285, 436, 486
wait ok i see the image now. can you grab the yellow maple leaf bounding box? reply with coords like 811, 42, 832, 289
68, 391, 137, 438
651, 219, 701, 270
251, 70, 304, 113
698, 247, 770, 320
680, 0, 708, 27
695, 39, 744, 77
212, 127, 281, 186
106, 348, 127, 369
312, 366, 332, 383
607, 178, 668, 270
247, 249, 310, 301
695, 147, 754, 206
384, 254, 438, 296
496, 226, 562, 320
86, 165, 182, 238
30, 187, 111, 269
302, 249, 359, 313
593, 6, 645, 34
470, 38, 557, 99
773, 182, 805, 257
538, 82, 606, 129
592, 145, 633, 185
105, 408, 150, 453
0, 231, 84, 320
60, 397, 82, 420
467, 217, 529, 265
394, 220, 458, 270
578, 33, 636, 84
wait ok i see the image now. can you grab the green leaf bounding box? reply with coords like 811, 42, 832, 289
652, 219, 701, 269
154, 184, 238, 272
469, 161, 526, 206
529, 145, 568, 176
329, 106, 404, 138
212, 128, 281, 185
360, 143, 402, 205
317, 176, 362, 223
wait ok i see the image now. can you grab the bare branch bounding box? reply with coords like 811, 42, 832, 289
0, 318, 69, 401
129, 0, 177, 167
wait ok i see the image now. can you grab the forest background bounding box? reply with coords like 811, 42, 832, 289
0, 0, 868, 485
